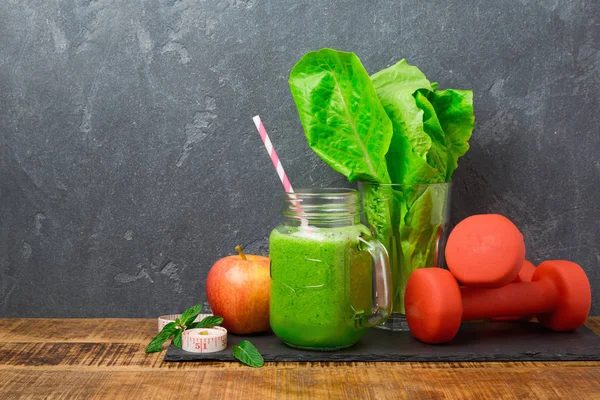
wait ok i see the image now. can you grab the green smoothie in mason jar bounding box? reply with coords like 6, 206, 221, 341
269, 189, 392, 350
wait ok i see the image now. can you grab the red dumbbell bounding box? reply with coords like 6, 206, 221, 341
444, 214, 537, 321
493, 260, 537, 321
512, 259, 536, 283
405, 260, 591, 344
445, 214, 526, 288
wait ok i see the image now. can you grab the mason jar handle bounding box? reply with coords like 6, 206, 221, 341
358, 236, 392, 328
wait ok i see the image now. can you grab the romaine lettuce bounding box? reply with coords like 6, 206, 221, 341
289, 49, 474, 315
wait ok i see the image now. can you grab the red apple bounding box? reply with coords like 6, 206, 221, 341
206, 245, 270, 335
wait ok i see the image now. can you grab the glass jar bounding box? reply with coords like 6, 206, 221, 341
269, 188, 392, 350
359, 182, 452, 331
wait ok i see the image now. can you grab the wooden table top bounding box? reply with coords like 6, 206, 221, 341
0, 318, 599, 399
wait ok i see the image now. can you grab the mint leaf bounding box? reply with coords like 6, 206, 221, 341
181, 303, 203, 327
232, 340, 264, 368
145, 322, 177, 354
145, 305, 219, 354
173, 329, 183, 348
188, 316, 223, 329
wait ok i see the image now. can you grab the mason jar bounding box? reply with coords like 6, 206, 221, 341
269, 188, 392, 350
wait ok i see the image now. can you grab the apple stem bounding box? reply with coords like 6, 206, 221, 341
235, 245, 247, 260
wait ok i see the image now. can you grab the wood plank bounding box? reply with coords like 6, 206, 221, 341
2, 317, 598, 343
587, 317, 600, 335
0, 318, 155, 343
0, 319, 598, 398
1, 341, 599, 371
0, 318, 598, 371
1, 366, 600, 399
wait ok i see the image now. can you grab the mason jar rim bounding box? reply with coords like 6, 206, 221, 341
281, 188, 360, 227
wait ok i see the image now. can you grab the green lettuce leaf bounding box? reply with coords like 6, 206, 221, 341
289, 48, 393, 183
371, 60, 437, 185
397, 187, 445, 313
413, 91, 447, 182
361, 184, 394, 238
427, 89, 475, 180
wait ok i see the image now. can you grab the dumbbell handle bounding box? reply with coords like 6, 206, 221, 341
461, 278, 557, 320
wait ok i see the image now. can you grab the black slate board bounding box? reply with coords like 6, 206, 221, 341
165, 322, 600, 363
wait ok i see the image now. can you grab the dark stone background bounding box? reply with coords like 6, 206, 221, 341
1, 0, 598, 317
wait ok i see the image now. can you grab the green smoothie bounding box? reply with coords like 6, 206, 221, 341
269, 225, 373, 350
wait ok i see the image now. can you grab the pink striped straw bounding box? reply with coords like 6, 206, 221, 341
253, 115, 294, 193
253, 115, 308, 228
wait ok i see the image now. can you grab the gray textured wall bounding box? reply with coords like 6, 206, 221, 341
1, 0, 598, 317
